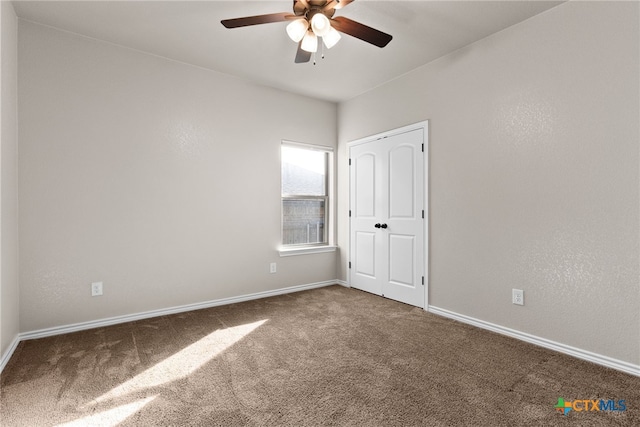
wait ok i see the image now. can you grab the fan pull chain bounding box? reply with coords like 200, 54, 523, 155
320, 39, 325, 59
313, 51, 316, 65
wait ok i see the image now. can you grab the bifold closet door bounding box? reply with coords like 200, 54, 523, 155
349, 127, 425, 308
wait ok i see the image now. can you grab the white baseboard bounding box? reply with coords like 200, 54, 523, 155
9, 284, 634, 379
0, 280, 338, 374
428, 305, 640, 378
0, 334, 21, 373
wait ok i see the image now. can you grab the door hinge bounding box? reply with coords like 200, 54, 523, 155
421, 276, 425, 286
349, 210, 351, 217
349, 158, 351, 166
422, 210, 424, 219
349, 262, 351, 269
421, 143, 424, 152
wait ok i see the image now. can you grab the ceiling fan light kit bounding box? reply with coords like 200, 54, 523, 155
286, 18, 309, 42
301, 30, 318, 53
221, 0, 392, 64
310, 12, 331, 37
323, 27, 341, 49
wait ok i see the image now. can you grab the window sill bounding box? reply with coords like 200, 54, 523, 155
279, 245, 337, 257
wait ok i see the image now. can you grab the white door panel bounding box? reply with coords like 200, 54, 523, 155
355, 232, 376, 278
389, 234, 415, 286
389, 145, 415, 219
354, 153, 376, 218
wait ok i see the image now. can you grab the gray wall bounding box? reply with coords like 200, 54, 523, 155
18, 21, 337, 332
1, 1, 19, 361
338, 1, 639, 364
9, 1, 640, 370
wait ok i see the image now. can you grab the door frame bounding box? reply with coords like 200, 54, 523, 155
348, 121, 429, 309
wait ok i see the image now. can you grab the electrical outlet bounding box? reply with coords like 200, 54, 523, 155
91, 282, 103, 297
270, 263, 277, 274
512, 289, 524, 306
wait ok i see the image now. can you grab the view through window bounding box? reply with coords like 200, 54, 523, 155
281, 143, 330, 246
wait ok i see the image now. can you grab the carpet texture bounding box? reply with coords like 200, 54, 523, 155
1, 285, 638, 426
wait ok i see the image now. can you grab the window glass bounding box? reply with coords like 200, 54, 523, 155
282, 199, 325, 245
281, 144, 330, 247
282, 146, 326, 196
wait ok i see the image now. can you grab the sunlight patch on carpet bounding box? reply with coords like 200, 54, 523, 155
88, 320, 267, 405
57, 395, 157, 427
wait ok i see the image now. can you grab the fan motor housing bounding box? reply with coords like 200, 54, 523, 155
294, 0, 337, 19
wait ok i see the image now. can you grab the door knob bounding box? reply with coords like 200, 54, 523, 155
380, 223, 388, 229
374, 223, 381, 228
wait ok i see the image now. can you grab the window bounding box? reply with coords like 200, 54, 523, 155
281, 142, 332, 248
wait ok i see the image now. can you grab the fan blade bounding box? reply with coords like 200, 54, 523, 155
330, 16, 392, 48
295, 41, 312, 63
221, 12, 294, 29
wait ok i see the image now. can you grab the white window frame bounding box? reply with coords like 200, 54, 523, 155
279, 141, 336, 257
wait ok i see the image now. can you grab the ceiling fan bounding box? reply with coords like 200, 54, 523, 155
221, 0, 392, 64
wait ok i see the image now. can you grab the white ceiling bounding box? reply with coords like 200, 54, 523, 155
12, 0, 564, 103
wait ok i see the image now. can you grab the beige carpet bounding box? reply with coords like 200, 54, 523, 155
1, 285, 638, 426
